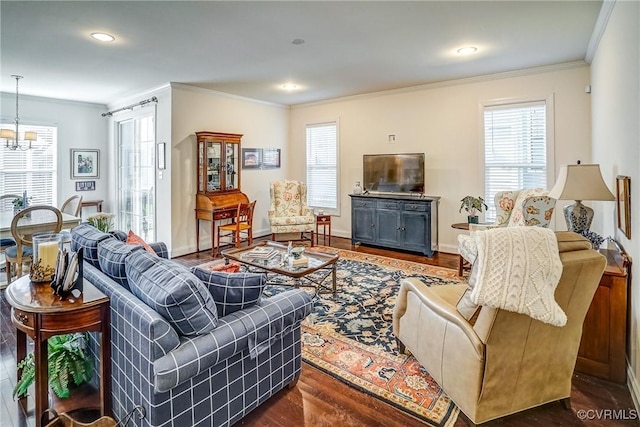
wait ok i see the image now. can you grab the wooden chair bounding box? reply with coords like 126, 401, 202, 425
216, 201, 256, 256
5, 205, 62, 284
60, 195, 83, 217
1, 194, 21, 276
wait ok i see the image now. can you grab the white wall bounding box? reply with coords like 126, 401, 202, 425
1, 93, 108, 210
590, 0, 640, 408
169, 85, 289, 256
289, 65, 592, 253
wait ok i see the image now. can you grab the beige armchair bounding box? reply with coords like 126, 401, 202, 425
393, 232, 606, 425
268, 180, 315, 244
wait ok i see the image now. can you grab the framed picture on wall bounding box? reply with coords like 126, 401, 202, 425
616, 175, 631, 239
242, 148, 262, 169
71, 149, 100, 179
75, 180, 96, 191
262, 148, 281, 169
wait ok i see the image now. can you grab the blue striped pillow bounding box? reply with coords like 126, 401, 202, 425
125, 251, 218, 336
71, 223, 112, 268
98, 239, 144, 290
191, 268, 266, 317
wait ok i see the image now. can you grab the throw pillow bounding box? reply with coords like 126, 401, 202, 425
97, 238, 144, 291
71, 223, 113, 268
191, 267, 266, 318
126, 230, 156, 255
125, 251, 218, 336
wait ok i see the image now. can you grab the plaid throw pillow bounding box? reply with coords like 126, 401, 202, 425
98, 238, 144, 290
191, 268, 266, 318
71, 223, 112, 268
126, 251, 218, 336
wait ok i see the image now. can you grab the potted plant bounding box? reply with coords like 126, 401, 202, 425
12, 196, 32, 215
459, 196, 488, 224
87, 212, 114, 233
13, 333, 93, 399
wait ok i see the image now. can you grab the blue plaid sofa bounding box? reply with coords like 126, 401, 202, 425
71, 224, 313, 427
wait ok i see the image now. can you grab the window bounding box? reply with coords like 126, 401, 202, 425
306, 121, 338, 212
483, 101, 548, 222
0, 124, 57, 206
117, 111, 156, 241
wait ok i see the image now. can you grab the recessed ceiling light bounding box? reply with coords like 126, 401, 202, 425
457, 46, 477, 55
291, 38, 305, 45
91, 33, 115, 42
282, 83, 298, 91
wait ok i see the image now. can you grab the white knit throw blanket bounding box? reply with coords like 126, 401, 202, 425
470, 227, 566, 327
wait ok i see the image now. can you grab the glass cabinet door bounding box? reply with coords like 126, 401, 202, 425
207, 142, 222, 192
225, 143, 239, 190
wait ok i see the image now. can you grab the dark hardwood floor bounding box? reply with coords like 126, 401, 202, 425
1, 236, 637, 426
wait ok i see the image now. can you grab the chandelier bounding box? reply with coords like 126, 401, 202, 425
2, 75, 37, 150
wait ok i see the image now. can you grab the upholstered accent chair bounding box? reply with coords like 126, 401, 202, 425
268, 180, 315, 245
457, 188, 556, 270
393, 232, 606, 425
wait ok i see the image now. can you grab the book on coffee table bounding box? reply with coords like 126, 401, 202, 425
248, 247, 277, 259
288, 255, 308, 267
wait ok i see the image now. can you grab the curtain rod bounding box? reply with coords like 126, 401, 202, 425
101, 96, 158, 117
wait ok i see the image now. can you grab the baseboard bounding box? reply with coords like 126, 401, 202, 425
628, 362, 640, 412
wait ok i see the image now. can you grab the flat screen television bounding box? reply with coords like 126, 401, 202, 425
363, 153, 425, 193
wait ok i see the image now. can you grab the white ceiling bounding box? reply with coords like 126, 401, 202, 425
0, 1, 603, 106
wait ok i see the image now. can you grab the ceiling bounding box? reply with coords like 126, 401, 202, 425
0, 1, 603, 107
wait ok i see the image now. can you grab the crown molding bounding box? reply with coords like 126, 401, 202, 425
292, 61, 588, 109
170, 82, 289, 109
585, 0, 617, 64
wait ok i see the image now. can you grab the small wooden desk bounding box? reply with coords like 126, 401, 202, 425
80, 200, 103, 218
6, 276, 111, 426
195, 192, 249, 256
315, 214, 331, 246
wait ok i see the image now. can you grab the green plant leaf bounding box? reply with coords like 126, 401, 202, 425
13, 332, 93, 400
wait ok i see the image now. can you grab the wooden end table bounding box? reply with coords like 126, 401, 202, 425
5, 275, 111, 426
315, 214, 331, 246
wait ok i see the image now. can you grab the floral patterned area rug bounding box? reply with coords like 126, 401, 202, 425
199, 247, 464, 427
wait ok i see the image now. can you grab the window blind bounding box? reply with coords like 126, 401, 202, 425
484, 102, 547, 221
0, 124, 57, 206
306, 122, 338, 210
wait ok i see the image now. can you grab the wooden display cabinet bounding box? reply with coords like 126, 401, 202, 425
196, 131, 242, 195
195, 131, 249, 255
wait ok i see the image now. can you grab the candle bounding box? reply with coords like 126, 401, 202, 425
38, 241, 59, 271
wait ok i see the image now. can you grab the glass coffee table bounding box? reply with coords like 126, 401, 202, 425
222, 241, 339, 295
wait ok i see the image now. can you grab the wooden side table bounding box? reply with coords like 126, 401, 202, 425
575, 241, 631, 383
451, 223, 470, 276
80, 200, 103, 218
6, 276, 111, 426
315, 214, 331, 246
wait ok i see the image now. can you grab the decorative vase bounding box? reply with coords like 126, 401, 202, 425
468, 215, 479, 224
353, 181, 362, 195
31, 233, 62, 282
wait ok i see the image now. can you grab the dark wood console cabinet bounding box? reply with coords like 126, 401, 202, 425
350, 194, 439, 257
575, 242, 631, 384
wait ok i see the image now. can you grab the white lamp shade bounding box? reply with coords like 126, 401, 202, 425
0, 129, 16, 139
548, 164, 615, 201
24, 131, 37, 141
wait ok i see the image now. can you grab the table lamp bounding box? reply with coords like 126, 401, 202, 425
548, 163, 615, 233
